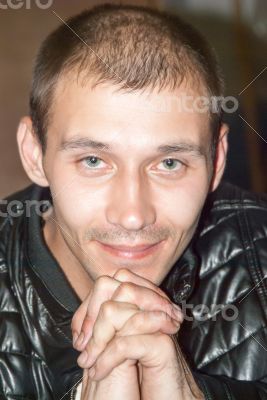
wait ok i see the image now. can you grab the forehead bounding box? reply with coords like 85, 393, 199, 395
49, 75, 212, 151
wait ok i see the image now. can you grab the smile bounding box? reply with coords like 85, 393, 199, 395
95, 240, 165, 260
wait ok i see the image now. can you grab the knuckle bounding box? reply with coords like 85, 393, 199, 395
91, 329, 102, 349
114, 335, 127, 352
151, 310, 167, 323
131, 311, 146, 329
100, 300, 115, 319
95, 275, 112, 289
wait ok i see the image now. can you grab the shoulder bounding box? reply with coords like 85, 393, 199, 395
0, 182, 38, 286
179, 182, 267, 378
0, 183, 40, 284
195, 181, 267, 277
199, 180, 267, 230
0, 185, 40, 395
0, 184, 37, 240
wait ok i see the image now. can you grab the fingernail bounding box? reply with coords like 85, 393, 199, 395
89, 366, 96, 378
72, 331, 78, 347
172, 304, 183, 320
75, 331, 84, 348
77, 350, 88, 365
172, 303, 181, 311
173, 319, 181, 327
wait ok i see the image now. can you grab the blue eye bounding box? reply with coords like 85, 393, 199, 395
160, 158, 183, 171
83, 156, 104, 168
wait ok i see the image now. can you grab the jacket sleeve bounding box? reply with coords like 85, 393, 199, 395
193, 371, 267, 399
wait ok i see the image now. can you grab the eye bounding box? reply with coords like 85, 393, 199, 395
157, 158, 184, 172
81, 156, 106, 169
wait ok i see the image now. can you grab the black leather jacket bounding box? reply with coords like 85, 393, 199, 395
1, 181, 267, 399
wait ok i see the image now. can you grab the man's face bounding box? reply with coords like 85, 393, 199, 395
41, 77, 213, 286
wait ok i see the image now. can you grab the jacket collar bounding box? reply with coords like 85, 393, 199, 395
159, 241, 199, 304
26, 184, 81, 315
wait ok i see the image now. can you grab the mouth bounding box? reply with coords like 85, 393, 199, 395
95, 240, 165, 260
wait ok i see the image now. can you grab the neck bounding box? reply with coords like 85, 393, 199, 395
42, 208, 93, 302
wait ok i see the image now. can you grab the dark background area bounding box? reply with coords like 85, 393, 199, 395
0, 0, 266, 198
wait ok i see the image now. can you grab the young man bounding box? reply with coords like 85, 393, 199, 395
1, 3, 267, 399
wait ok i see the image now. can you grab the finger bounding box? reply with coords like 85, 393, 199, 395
77, 301, 139, 367
117, 309, 182, 337
77, 307, 182, 369
111, 281, 182, 323
71, 291, 92, 345
113, 269, 170, 300
73, 271, 181, 351
87, 333, 176, 381
73, 276, 121, 350
79, 267, 171, 341
82, 268, 170, 337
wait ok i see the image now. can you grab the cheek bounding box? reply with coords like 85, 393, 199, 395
49, 179, 108, 236
158, 174, 209, 232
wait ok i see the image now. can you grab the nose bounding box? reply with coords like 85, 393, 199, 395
106, 169, 156, 231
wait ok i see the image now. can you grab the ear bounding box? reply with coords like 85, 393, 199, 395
16, 116, 49, 187
210, 122, 229, 192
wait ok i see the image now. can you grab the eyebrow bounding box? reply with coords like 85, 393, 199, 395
59, 137, 206, 157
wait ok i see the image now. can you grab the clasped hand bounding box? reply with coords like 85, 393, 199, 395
71, 269, 204, 400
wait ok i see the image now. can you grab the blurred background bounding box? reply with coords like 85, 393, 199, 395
0, 0, 266, 198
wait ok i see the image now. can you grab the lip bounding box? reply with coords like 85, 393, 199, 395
95, 240, 165, 260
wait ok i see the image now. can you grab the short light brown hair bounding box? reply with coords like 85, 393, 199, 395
29, 3, 224, 156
